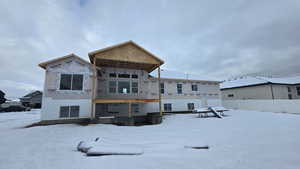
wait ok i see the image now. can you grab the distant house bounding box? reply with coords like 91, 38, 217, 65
0, 90, 6, 104
20, 91, 43, 108
221, 76, 300, 100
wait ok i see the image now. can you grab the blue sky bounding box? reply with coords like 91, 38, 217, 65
1, 0, 300, 98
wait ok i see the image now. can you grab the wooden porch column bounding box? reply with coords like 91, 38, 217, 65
158, 66, 162, 116
128, 102, 132, 118
91, 57, 97, 119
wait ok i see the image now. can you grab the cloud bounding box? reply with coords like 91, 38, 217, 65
1, 0, 300, 97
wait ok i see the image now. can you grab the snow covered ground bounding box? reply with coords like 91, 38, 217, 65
1, 109, 300, 169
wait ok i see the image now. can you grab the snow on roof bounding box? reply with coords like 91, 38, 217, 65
150, 69, 221, 82
221, 75, 300, 89
261, 76, 300, 84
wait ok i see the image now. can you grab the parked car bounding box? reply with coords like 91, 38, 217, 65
2, 105, 30, 112
0, 101, 31, 112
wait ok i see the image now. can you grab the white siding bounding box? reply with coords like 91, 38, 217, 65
41, 97, 91, 120
143, 98, 222, 112
223, 99, 300, 114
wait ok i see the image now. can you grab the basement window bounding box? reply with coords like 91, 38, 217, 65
187, 103, 194, 110
164, 103, 172, 112
59, 106, 80, 118
60, 74, 83, 90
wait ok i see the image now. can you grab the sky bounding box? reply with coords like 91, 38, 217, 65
0, 0, 300, 98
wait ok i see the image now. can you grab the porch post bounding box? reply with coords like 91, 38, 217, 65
158, 66, 162, 116
91, 57, 97, 119
128, 102, 132, 118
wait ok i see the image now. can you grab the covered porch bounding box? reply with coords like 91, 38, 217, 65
93, 99, 161, 126
88, 41, 165, 125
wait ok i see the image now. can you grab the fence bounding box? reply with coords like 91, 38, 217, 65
222, 99, 300, 114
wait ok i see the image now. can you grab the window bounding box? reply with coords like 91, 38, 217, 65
118, 81, 130, 94
60, 74, 72, 90
164, 103, 172, 112
228, 94, 234, 97
131, 74, 138, 78
177, 84, 182, 94
59, 74, 83, 90
109, 81, 117, 93
59, 106, 80, 118
59, 106, 69, 118
191, 84, 198, 91
297, 87, 300, 96
109, 73, 117, 78
70, 106, 80, 117
72, 74, 83, 90
187, 103, 194, 110
118, 73, 130, 78
287, 86, 291, 92
132, 82, 138, 93
132, 104, 139, 113
160, 83, 164, 94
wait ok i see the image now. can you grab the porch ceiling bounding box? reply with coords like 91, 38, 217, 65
94, 58, 159, 72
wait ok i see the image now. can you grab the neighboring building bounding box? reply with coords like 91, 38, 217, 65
0, 90, 6, 104
39, 41, 221, 125
221, 76, 300, 100
20, 91, 43, 108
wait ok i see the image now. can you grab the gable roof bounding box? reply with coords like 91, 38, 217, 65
88, 40, 164, 64
221, 75, 300, 90
88, 41, 164, 72
0, 90, 5, 96
22, 90, 42, 98
38, 53, 91, 69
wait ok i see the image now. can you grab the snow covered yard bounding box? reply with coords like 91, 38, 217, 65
1, 110, 300, 169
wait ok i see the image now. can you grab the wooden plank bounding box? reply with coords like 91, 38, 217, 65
208, 107, 222, 118
93, 99, 159, 103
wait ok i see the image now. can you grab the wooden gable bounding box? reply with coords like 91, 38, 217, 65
88, 41, 164, 72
